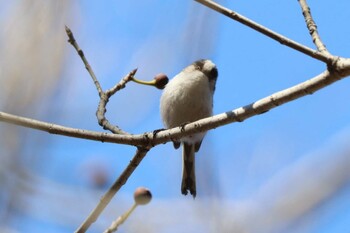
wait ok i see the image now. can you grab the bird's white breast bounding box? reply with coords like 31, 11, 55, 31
160, 70, 213, 143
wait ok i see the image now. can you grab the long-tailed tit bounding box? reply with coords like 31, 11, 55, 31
160, 59, 218, 198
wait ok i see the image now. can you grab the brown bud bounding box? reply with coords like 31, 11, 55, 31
134, 187, 152, 205
154, 73, 168, 89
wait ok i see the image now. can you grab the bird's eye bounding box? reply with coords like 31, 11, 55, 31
209, 67, 218, 80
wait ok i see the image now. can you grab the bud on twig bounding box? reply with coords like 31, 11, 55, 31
104, 187, 152, 233
153, 73, 169, 89
134, 187, 152, 205
131, 73, 168, 89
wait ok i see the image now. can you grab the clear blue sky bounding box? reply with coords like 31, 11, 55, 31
3, 1, 350, 232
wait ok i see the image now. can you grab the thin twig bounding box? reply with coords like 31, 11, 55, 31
65, 26, 103, 96
75, 147, 150, 233
298, 0, 330, 55
104, 203, 137, 233
103, 187, 152, 233
96, 69, 138, 135
194, 0, 333, 64
106, 69, 138, 96
66, 26, 137, 135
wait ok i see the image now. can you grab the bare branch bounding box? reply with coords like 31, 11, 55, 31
0, 111, 140, 145
65, 26, 103, 96
298, 0, 330, 55
2, 58, 350, 147
66, 28, 151, 231
96, 69, 138, 135
75, 147, 150, 233
106, 69, 138, 96
104, 203, 137, 233
66, 26, 139, 135
194, 0, 333, 64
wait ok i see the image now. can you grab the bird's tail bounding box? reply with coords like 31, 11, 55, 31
181, 142, 196, 198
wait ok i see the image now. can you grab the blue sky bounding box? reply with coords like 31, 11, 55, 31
2, 1, 350, 232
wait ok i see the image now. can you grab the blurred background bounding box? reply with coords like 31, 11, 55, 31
1, 0, 350, 232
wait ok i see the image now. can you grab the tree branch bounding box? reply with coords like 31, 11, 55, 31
2, 58, 350, 147
75, 147, 150, 233
96, 69, 137, 135
298, 0, 330, 55
0, 111, 138, 145
66, 26, 139, 135
194, 0, 334, 64
65, 26, 104, 96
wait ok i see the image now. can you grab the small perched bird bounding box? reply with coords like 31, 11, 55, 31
160, 59, 218, 198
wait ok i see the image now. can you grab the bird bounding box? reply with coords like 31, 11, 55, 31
160, 59, 218, 198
